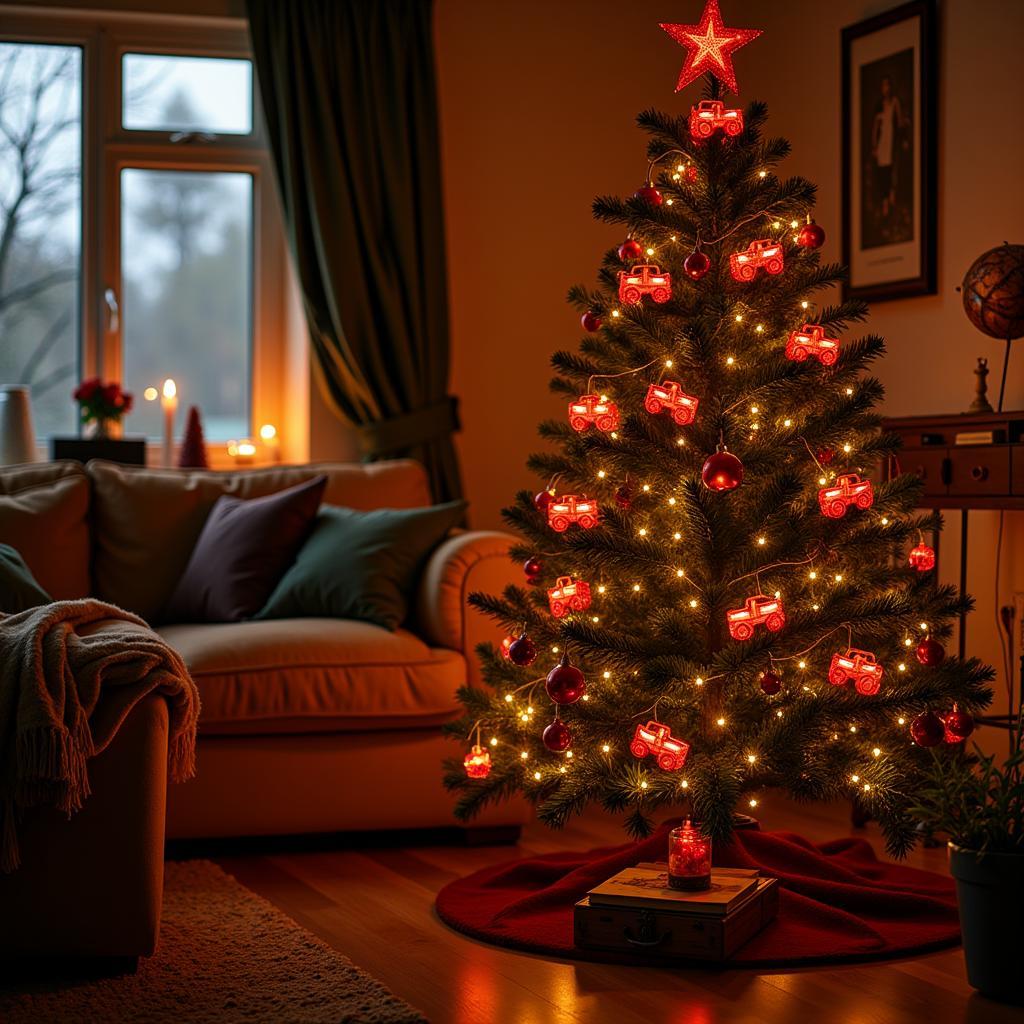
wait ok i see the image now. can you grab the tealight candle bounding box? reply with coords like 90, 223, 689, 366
668, 819, 712, 891
160, 379, 177, 468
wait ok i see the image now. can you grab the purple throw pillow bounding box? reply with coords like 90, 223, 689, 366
162, 475, 327, 623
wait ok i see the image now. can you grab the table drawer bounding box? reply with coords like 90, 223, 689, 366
948, 447, 1011, 496
901, 448, 949, 497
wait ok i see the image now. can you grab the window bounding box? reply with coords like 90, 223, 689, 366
0, 42, 82, 438
0, 11, 287, 450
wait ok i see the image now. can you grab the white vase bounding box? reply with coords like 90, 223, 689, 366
0, 386, 37, 465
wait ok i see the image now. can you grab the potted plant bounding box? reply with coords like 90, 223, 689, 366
911, 704, 1024, 1003
50, 378, 146, 465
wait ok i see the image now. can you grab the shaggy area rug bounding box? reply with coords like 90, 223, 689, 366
0, 860, 427, 1023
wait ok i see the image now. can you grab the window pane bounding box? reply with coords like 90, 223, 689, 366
122, 54, 252, 134
121, 169, 252, 440
0, 42, 81, 438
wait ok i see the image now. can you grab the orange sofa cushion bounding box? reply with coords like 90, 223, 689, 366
0, 462, 90, 600
158, 618, 464, 736
88, 460, 431, 621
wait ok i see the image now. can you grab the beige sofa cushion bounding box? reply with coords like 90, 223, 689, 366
0, 463, 90, 600
158, 618, 463, 736
88, 460, 431, 621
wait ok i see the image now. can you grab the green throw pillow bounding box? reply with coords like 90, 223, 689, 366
256, 500, 467, 630
0, 543, 52, 613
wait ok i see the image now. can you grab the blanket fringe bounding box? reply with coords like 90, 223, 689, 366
169, 730, 197, 784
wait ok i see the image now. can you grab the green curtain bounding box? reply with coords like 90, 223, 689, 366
246, 0, 463, 502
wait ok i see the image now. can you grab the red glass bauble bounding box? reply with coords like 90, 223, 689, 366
534, 489, 555, 512
618, 238, 644, 262
915, 638, 945, 667
545, 653, 586, 705
910, 710, 946, 748
634, 184, 663, 207
816, 446, 835, 465
942, 707, 975, 743
580, 310, 602, 333
542, 718, 572, 752
797, 218, 826, 250
701, 448, 744, 491
759, 670, 782, 695
686, 165, 699, 182
615, 483, 633, 509
683, 249, 711, 281
523, 556, 543, 581
508, 633, 538, 667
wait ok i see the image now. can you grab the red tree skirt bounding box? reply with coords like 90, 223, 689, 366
436, 825, 961, 966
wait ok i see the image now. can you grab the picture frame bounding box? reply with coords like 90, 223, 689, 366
841, 0, 937, 302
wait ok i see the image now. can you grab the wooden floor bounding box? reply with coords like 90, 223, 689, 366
214, 799, 1018, 1024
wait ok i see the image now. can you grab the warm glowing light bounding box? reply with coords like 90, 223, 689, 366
676, 568, 685, 577
755, 324, 764, 333
851, 774, 860, 783
504, 694, 513, 702
783, 418, 792, 427
845, 387, 854, 395
143, 386, 158, 401
602, 743, 611, 753
747, 753, 756, 763
490, 737, 497, 746
640, 780, 648, 790
674, 531, 682, 540
897, 716, 906, 726
633, 583, 641, 592
646, 247, 655, 256
533, 771, 541, 780
716, 717, 726, 727
842, 443, 852, 453
789, 219, 799, 229
904, 637, 914, 647
162, 378, 176, 400
750, 404, 759, 414
642, 484, 651, 492
801, 300, 809, 309
259, 423, 278, 442
735, 314, 743, 322
597, 585, 606, 594
680, 779, 689, 789
798, 660, 807, 669
819, 476, 827, 485
597, 470, 607, 478
668, 497, 677, 506
872, 747, 881, 757
756, 536, 766, 545
898, 662, 907, 672
603, 670, 611, 679
758, 170, 766, 178
638, 528, 648, 537
726, 356, 735, 365
749, 798, 758, 807
689, 598, 699, 608
809, 570, 817, 580
520, 750, 529, 759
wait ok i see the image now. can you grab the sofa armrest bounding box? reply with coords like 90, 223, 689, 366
414, 530, 518, 686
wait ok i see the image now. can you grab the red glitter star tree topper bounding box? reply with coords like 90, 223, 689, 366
660, 0, 762, 95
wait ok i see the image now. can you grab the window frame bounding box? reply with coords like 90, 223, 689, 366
0, 7, 288, 459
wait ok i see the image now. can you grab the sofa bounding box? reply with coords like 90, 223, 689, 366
0, 458, 524, 954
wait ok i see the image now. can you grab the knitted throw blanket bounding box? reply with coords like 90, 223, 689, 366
0, 600, 200, 872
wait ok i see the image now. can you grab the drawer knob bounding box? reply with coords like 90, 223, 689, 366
971, 465, 988, 482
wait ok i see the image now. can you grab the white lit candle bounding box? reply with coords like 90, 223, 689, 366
161, 378, 177, 468
259, 423, 280, 462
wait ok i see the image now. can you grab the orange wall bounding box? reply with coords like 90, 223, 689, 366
435, 0, 1024, 730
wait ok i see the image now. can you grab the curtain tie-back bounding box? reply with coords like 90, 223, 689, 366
358, 395, 460, 457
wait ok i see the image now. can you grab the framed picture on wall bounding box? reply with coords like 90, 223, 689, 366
841, 0, 937, 302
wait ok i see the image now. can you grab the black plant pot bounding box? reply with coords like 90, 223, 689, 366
51, 437, 147, 466
948, 843, 1024, 1003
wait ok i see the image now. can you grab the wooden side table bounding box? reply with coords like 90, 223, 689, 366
882, 410, 1024, 716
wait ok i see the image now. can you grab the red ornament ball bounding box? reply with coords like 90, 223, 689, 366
618, 238, 644, 262
508, 633, 538, 667
797, 218, 826, 250
534, 489, 555, 512
542, 718, 572, 752
683, 249, 711, 281
816, 446, 835, 465
634, 183, 663, 207
545, 653, 586, 705
686, 165, 699, 182
910, 710, 946, 748
915, 638, 945, 667
701, 448, 744, 492
523, 556, 543, 581
942, 707, 975, 743
580, 310, 602, 333
759, 670, 782, 695
615, 482, 633, 509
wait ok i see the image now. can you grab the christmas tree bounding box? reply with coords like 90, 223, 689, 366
178, 405, 209, 468
445, 5, 993, 856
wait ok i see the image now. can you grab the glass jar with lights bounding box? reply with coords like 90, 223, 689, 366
668, 819, 712, 891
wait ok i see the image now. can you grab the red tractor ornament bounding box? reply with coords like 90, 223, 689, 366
829, 648, 884, 695
547, 575, 592, 618
729, 239, 785, 281
785, 323, 841, 366
547, 494, 599, 533
726, 594, 786, 641
630, 720, 690, 771
643, 380, 700, 426
568, 393, 620, 433
618, 265, 672, 304
689, 99, 744, 139
818, 473, 874, 519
